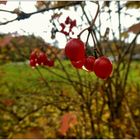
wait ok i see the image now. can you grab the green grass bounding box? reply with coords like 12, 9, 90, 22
0, 60, 140, 138
0, 60, 85, 98
128, 61, 140, 83
0, 60, 139, 102
0, 60, 140, 95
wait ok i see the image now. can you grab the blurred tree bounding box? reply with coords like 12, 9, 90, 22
0, 1, 140, 139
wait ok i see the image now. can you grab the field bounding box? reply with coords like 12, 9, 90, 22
1, 60, 140, 94
0, 60, 140, 138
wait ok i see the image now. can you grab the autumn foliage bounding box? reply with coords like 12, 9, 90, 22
0, 1, 140, 139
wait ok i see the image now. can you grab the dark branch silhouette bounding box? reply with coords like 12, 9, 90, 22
0, 1, 81, 26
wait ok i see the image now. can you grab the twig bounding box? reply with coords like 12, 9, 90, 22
78, 2, 99, 38
0, 2, 81, 26
89, 2, 99, 30
0, 9, 15, 13
35, 67, 52, 90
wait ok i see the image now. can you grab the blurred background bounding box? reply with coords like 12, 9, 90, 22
0, 1, 140, 139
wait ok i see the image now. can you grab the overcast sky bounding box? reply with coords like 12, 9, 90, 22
0, 1, 139, 48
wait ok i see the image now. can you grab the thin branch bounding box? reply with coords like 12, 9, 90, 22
0, 2, 81, 26
124, 96, 138, 134
35, 67, 52, 90
0, 18, 18, 25
0, 9, 15, 13
89, 2, 99, 29
121, 32, 140, 95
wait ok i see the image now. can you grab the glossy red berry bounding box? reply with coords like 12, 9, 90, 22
93, 56, 113, 79
65, 38, 85, 61
84, 56, 95, 71
38, 52, 47, 65
30, 51, 37, 60
45, 59, 54, 67
71, 58, 85, 69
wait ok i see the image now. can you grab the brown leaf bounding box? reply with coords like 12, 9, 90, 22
1, 99, 15, 106
51, 12, 62, 19
12, 127, 44, 139
128, 23, 140, 34
59, 112, 77, 136
120, 31, 129, 39
35, 1, 49, 10
0, 35, 12, 47
13, 8, 22, 15
125, 1, 140, 9
0, 1, 7, 5
103, 1, 110, 7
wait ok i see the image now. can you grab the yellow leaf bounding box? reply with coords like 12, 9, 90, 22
120, 31, 129, 39
36, 116, 47, 127
12, 127, 44, 139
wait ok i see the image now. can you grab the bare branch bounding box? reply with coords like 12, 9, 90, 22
0, 1, 82, 26
0, 9, 15, 13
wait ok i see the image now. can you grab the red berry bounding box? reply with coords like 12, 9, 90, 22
60, 23, 65, 30
30, 59, 36, 67
84, 56, 95, 71
70, 20, 76, 29
65, 16, 71, 24
45, 59, 54, 67
38, 52, 47, 65
93, 56, 113, 79
65, 38, 85, 61
71, 58, 85, 69
30, 51, 37, 60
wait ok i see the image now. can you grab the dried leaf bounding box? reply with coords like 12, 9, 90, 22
35, 1, 49, 10
36, 116, 47, 127
51, 12, 62, 19
103, 1, 110, 7
128, 23, 140, 34
12, 127, 44, 139
120, 31, 129, 39
125, 1, 140, 9
59, 112, 77, 135
1, 99, 15, 106
13, 8, 21, 15
0, 35, 12, 47
0, 1, 7, 5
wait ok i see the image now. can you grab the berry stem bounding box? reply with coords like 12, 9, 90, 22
77, 27, 89, 38
85, 31, 90, 47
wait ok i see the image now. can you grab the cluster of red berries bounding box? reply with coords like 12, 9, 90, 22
29, 50, 54, 68
60, 16, 76, 36
65, 38, 113, 79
